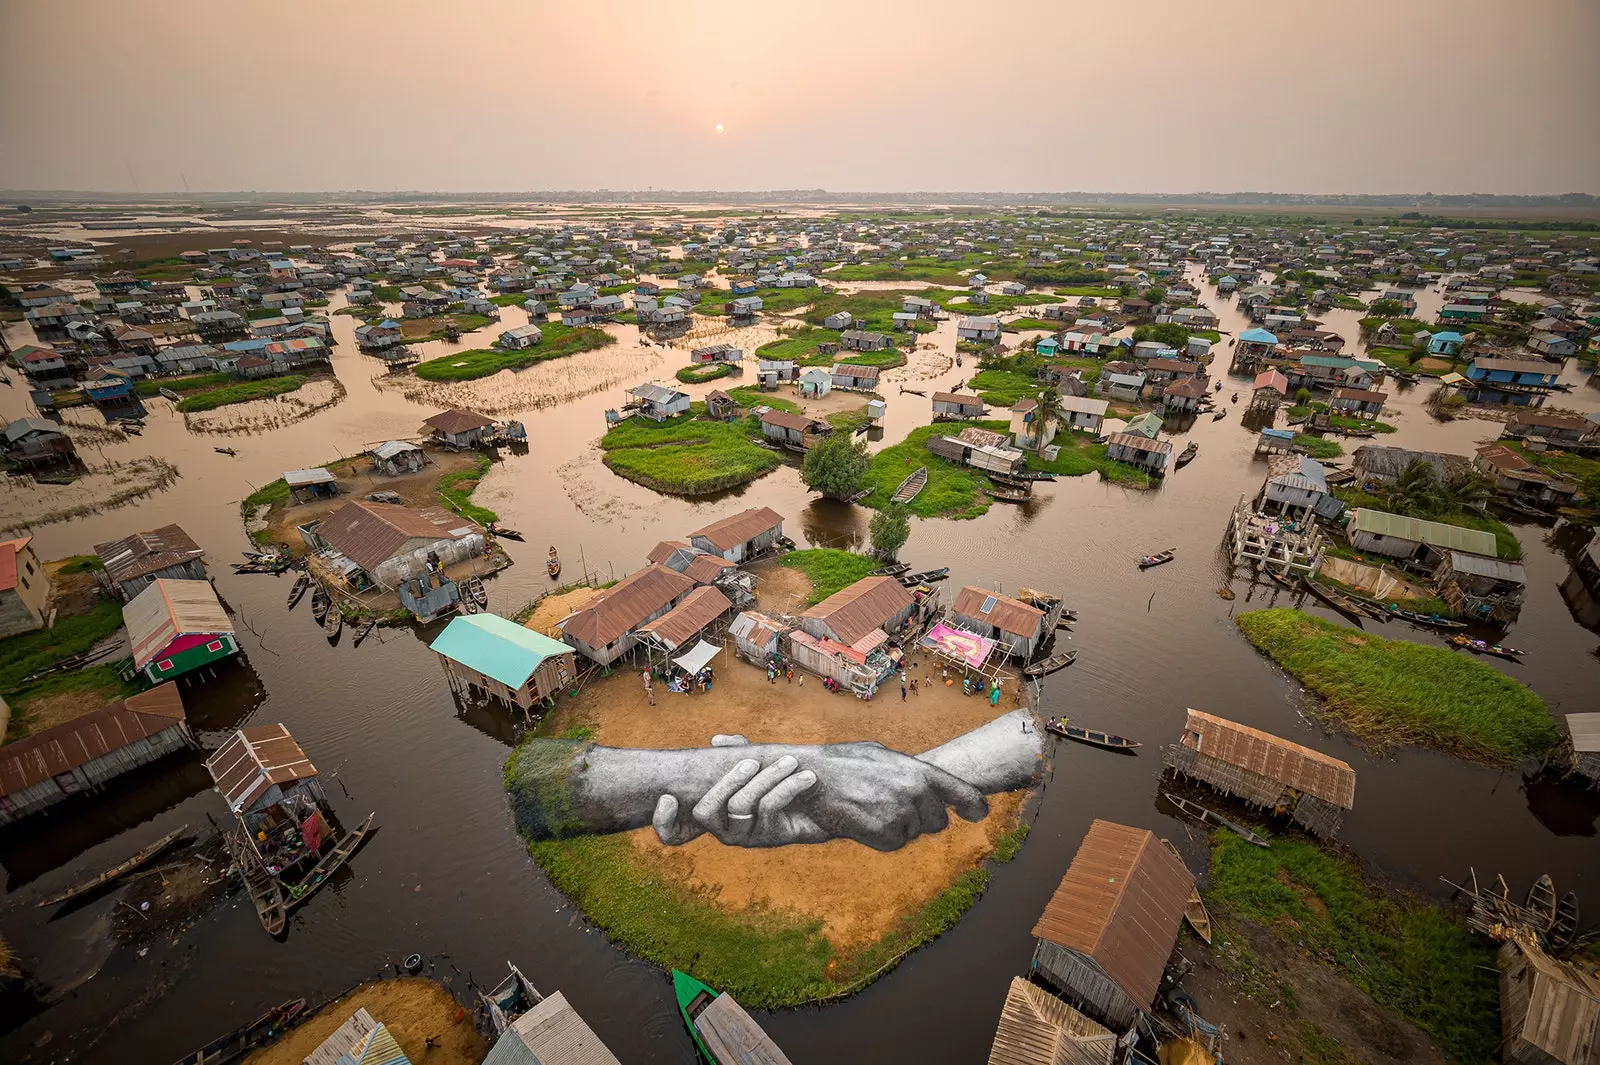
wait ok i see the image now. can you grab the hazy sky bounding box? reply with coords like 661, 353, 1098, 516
3, 0, 1597, 195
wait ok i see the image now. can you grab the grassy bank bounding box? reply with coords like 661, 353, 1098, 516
1236, 609, 1556, 763
861, 421, 1001, 519
803, 290, 939, 336
173, 374, 307, 412
778, 549, 876, 604
1507, 441, 1600, 506
600, 404, 781, 495
0, 599, 124, 692
1208, 833, 1499, 1064
437, 453, 499, 525
1295, 434, 1345, 458
934, 291, 1063, 315
413, 324, 614, 381
132, 371, 234, 397
1027, 432, 1152, 487
675, 363, 734, 383
755, 326, 841, 363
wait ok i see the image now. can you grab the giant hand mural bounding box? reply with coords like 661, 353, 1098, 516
507, 709, 1042, 851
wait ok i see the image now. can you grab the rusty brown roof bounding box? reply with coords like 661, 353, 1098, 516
987, 977, 1116, 1065
688, 507, 784, 552
205, 724, 317, 813
683, 554, 737, 584
1330, 387, 1388, 404
952, 586, 1045, 638
932, 392, 983, 406
0, 684, 186, 798
646, 540, 691, 564
760, 409, 821, 433
636, 586, 732, 649
801, 575, 913, 646
1180, 709, 1356, 809
94, 523, 204, 583
424, 408, 493, 435
560, 564, 696, 648
1031, 820, 1194, 1010
317, 500, 480, 574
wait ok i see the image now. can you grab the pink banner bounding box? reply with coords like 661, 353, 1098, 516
918, 623, 995, 669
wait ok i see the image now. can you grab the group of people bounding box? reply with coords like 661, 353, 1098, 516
640, 663, 714, 705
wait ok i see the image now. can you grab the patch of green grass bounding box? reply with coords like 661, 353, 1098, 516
968, 369, 1038, 407
1208, 833, 1500, 1064
861, 421, 1004, 519
488, 292, 528, 307
675, 363, 734, 383
1007, 317, 1059, 331
133, 371, 235, 397
695, 287, 818, 316
242, 477, 291, 517
990, 823, 1030, 863
726, 387, 801, 414
1507, 441, 1600, 506
1054, 285, 1121, 298
4, 663, 140, 739
526, 830, 997, 1007
1333, 488, 1521, 560
1295, 434, 1345, 458
0, 599, 124, 691
934, 291, 1063, 316
1026, 432, 1152, 487
803, 289, 939, 336
437, 453, 499, 525
829, 261, 968, 285
173, 374, 307, 412
56, 555, 103, 575
413, 324, 614, 381
600, 404, 781, 495
1331, 294, 1368, 310
778, 548, 877, 604
833, 348, 905, 370
1236, 608, 1557, 762
755, 326, 841, 363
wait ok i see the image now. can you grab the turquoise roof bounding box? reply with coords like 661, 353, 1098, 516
1431, 331, 1463, 342
1239, 328, 1277, 344
429, 613, 570, 687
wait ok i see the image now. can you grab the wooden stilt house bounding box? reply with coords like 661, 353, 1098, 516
1163, 708, 1355, 838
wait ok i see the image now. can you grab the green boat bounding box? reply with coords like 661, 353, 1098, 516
672, 970, 792, 1065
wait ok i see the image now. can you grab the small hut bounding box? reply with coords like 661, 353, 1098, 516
1498, 940, 1600, 1065
1163, 708, 1355, 837
431, 613, 577, 713
949, 586, 1054, 660
729, 611, 790, 665
985, 977, 1116, 1065
1566, 713, 1600, 788
1030, 820, 1193, 1031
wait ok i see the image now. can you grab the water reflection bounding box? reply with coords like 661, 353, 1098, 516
1522, 770, 1600, 837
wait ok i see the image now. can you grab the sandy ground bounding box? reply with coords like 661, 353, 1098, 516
751, 563, 813, 617
766, 383, 876, 419
244, 978, 486, 1065
256, 448, 481, 549
1183, 919, 1446, 1065
546, 649, 1031, 945
521, 585, 605, 638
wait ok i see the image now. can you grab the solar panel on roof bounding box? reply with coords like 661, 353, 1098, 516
980, 595, 996, 614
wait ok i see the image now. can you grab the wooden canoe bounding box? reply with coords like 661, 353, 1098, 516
37, 824, 188, 908
352, 618, 377, 647
1138, 548, 1176, 569
869, 563, 910, 577
322, 602, 342, 638
984, 485, 1031, 503
1161, 791, 1269, 848
898, 567, 949, 586
1550, 891, 1580, 951
1449, 635, 1525, 660
286, 573, 309, 609
480, 962, 544, 1036
892, 466, 928, 504
283, 812, 376, 919
1024, 649, 1078, 677
1159, 839, 1213, 944
170, 997, 307, 1065
673, 969, 792, 1065
1175, 442, 1198, 468
1045, 718, 1137, 751
465, 576, 489, 608
1528, 874, 1557, 931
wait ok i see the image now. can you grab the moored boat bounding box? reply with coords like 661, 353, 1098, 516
286, 573, 309, 609
897, 567, 949, 586
1386, 605, 1467, 630
1160, 839, 1213, 944
1044, 717, 1137, 751
159, 386, 181, 401
892, 466, 928, 504
479, 962, 543, 1034
169, 998, 307, 1065
465, 575, 489, 609
352, 618, 377, 647
215, 447, 237, 456
869, 562, 910, 577
488, 524, 525, 542
1212, 408, 1227, 420
1175, 442, 1198, 468
1449, 634, 1524, 660
1025, 649, 1079, 677
36, 824, 188, 908
1138, 548, 1176, 569
547, 546, 561, 578
673, 970, 793, 1065
984, 484, 1031, 503
1161, 791, 1269, 848
322, 602, 342, 638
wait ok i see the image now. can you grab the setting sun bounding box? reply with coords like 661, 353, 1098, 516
714, 123, 723, 134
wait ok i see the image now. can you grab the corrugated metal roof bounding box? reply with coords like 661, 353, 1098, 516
1347, 509, 1497, 556
371, 440, 422, 461
1447, 551, 1526, 583
431, 614, 571, 687
801, 576, 914, 646
1030, 820, 1193, 1010
424, 408, 493, 435
316, 500, 479, 574
0, 684, 186, 798
305, 1009, 377, 1065
986, 977, 1116, 1065
353, 1023, 411, 1065
95, 524, 205, 583
729, 611, 789, 648
629, 382, 688, 405
205, 724, 317, 813
560, 565, 696, 648
505, 991, 623, 1065
952, 586, 1044, 638
1180, 709, 1356, 809
688, 507, 784, 552
284, 467, 335, 487
125, 579, 233, 671
636, 586, 732, 649
1567, 713, 1600, 754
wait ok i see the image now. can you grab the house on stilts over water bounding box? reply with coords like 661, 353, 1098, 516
205, 724, 373, 935
1163, 708, 1355, 838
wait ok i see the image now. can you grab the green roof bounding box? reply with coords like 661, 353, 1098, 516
1347, 509, 1497, 556
1299, 355, 1382, 370
429, 613, 570, 687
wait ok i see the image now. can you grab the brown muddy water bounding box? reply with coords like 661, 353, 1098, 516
1, 266, 1598, 1065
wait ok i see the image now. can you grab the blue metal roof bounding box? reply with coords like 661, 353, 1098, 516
1239, 328, 1278, 344
429, 614, 570, 688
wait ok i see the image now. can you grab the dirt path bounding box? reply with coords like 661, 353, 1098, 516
544, 650, 1031, 946
521, 585, 605, 638
244, 978, 485, 1065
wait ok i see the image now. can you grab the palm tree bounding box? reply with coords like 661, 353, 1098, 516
1441, 469, 1495, 512
1386, 459, 1442, 517
1031, 387, 1065, 452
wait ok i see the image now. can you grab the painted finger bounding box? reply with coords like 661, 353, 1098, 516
652, 795, 702, 846
727, 756, 801, 819
925, 765, 990, 823
692, 758, 761, 833
914, 791, 949, 837
710, 734, 750, 747
756, 769, 817, 819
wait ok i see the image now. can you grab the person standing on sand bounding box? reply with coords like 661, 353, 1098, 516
901, 680, 907, 701
910, 677, 918, 696
989, 679, 1002, 707
642, 670, 654, 707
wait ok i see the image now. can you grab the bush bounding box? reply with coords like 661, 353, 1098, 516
868, 505, 911, 559
801, 434, 871, 500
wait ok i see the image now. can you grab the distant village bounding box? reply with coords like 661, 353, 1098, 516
2, 203, 1600, 1065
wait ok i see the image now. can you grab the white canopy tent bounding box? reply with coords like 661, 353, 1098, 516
672, 639, 721, 676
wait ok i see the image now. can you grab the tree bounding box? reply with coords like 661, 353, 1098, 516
801, 433, 870, 500
1031, 387, 1064, 452
1386, 459, 1443, 517
869, 504, 911, 559
1142, 286, 1167, 307
1132, 322, 1191, 350
1441, 469, 1495, 512
1294, 387, 1313, 406
1368, 299, 1405, 317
